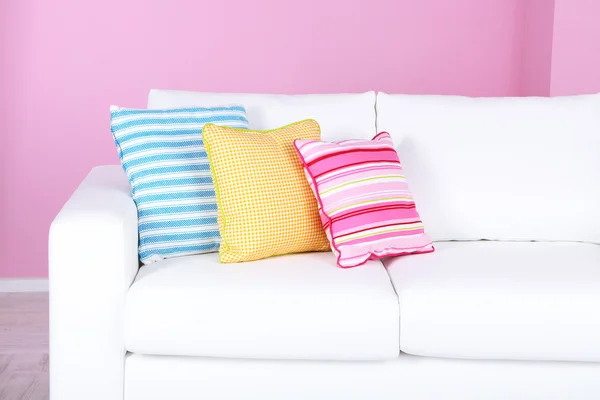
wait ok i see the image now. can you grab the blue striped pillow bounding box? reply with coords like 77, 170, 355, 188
110, 105, 249, 264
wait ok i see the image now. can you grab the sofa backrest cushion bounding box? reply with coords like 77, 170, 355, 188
376, 92, 600, 243
148, 90, 376, 142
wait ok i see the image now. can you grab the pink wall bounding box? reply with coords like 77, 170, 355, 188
520, 0, 555, 96
0, 0, 566, 278
550, 0, 600, 95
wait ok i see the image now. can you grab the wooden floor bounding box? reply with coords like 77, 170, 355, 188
0, 293, 49, 400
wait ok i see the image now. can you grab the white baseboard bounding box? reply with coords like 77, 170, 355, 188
0, 278, 49, 292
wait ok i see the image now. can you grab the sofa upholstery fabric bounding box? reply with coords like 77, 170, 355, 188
148, 89, 376, 141
50, 166, 139, 400
377, 92, 600, 243
385, 241, 600, 362
124, 354, 600, 400
49, 90, 600, 400
125, 252, 399, 360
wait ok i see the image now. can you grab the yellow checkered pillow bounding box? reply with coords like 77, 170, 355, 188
203, 119, 330, 263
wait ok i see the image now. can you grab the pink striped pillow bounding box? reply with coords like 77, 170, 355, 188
294, 132, 434, 268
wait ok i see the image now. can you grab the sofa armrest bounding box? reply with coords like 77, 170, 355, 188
49, 165, 138, 400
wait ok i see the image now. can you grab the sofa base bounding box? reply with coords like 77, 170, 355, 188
125, 353, 600, 400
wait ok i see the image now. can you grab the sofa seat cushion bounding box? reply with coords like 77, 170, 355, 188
385, 241, 600, 362
125, 252, 400, 360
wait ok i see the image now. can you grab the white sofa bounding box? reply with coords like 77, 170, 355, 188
49, 90, 600, 400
